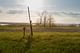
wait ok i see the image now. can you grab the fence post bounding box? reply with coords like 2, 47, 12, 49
27, 6, 33, 47
23, 27, 26, 39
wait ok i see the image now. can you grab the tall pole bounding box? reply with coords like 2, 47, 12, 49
26, 6, 33, 49
28, 6, 33, 37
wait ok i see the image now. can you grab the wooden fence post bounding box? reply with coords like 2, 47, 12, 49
26, 6, 33, 49
23, 27, 26, 39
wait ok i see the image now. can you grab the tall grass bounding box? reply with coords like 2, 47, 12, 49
0, 32, 80, 53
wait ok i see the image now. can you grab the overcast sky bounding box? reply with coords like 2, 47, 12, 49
0, 0, 80, 24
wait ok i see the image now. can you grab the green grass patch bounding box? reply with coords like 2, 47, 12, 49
0, 32, 80, 53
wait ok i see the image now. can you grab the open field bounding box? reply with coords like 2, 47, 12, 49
0, 26, 80, 32
0, 31, 80, 53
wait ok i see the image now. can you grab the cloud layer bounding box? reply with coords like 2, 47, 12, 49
0, 10, 2, 13
7, 10, 25, 14
52, 11, 80, 18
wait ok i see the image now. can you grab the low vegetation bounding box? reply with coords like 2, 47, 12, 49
0, 31, 80, 53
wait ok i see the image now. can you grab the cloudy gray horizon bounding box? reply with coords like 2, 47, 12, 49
0, 0, 80, 24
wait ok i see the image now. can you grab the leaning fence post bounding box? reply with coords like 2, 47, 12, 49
23, 27, 26, 39
25, 6, 33, 49
27, 6, 33, 40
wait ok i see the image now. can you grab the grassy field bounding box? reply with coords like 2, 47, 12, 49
0, 25, 80, 29
0, 31, 80, 53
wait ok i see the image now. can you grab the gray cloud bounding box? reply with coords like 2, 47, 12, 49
0, 0, 26, 9
0, 10, 2, 13
7, 10, 25, 14
62, 12, 80, 17
52, 11, 80, 18
52, 12, 63, 16
0, 9, 3, 13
